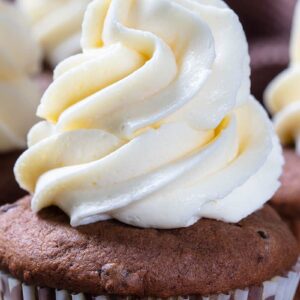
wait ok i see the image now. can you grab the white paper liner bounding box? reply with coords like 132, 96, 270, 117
0, 258, 299, 300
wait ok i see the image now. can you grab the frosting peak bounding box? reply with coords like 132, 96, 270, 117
265, 1, 300, 155
15, 0, 283, 229
0, 0, 41, 153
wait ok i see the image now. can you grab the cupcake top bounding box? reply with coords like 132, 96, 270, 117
17, 0, 91, 67
265, 0, 300, 155
0, 0, 41, 153
15, 0, 283, 229
0, 197, 298, 297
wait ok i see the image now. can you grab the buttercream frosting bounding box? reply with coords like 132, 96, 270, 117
15, 0, 283, 229
265, 0, 300, 155
0, 0, 41, 153
17, 0, 91, 66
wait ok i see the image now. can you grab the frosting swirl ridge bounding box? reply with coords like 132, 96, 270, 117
0, 0, 41, 153
15, 0, 283, 228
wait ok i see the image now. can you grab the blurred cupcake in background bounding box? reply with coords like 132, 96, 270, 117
264, 0, 300, 246
17, 0, 91, 68
226, 0, 297, 101
0, 0, 46, 204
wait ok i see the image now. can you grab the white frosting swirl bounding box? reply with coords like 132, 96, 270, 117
15, 0, 283, 229
0, 0, 41, 153
265, 1, 300, 155
17, 0, 91, 67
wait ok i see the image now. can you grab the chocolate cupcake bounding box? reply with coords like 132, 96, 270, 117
0, 0, 52, 204
1, 0, 298, 299
16, 0, 91, 68
264, 4, 300, 298
264, 1, 300, 224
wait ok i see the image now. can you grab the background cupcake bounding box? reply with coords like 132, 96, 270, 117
0, 0, 297, 299
17, 0, 91, 68
226, 0, 297, 101
264, 0, 300, 244
0, 0, 47, 204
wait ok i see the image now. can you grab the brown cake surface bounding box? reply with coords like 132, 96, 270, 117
0, 151, 26, 204
271, 149, 300, 219
0, 197, 297, 297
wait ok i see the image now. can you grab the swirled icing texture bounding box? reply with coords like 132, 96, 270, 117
17, 0, 91, 67
15, 0, 283, 229
0, 0, 41, 153
265, 1, 300, 155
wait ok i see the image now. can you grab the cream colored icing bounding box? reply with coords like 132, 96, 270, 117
15, 0, 283, 228
0, 0, 41, 153
265, 0, 300, 155
17, 0, 91, 67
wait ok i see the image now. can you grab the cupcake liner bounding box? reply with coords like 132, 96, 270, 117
1, 258, 300, 300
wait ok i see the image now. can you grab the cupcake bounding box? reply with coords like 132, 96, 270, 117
0, 0, 50, 204
264, 0, 300, 240
17, 0, 91, 67
0, 0, 298, 299
226, 0, 297, 100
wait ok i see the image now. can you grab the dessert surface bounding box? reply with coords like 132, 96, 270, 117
0, 197, 297, 297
